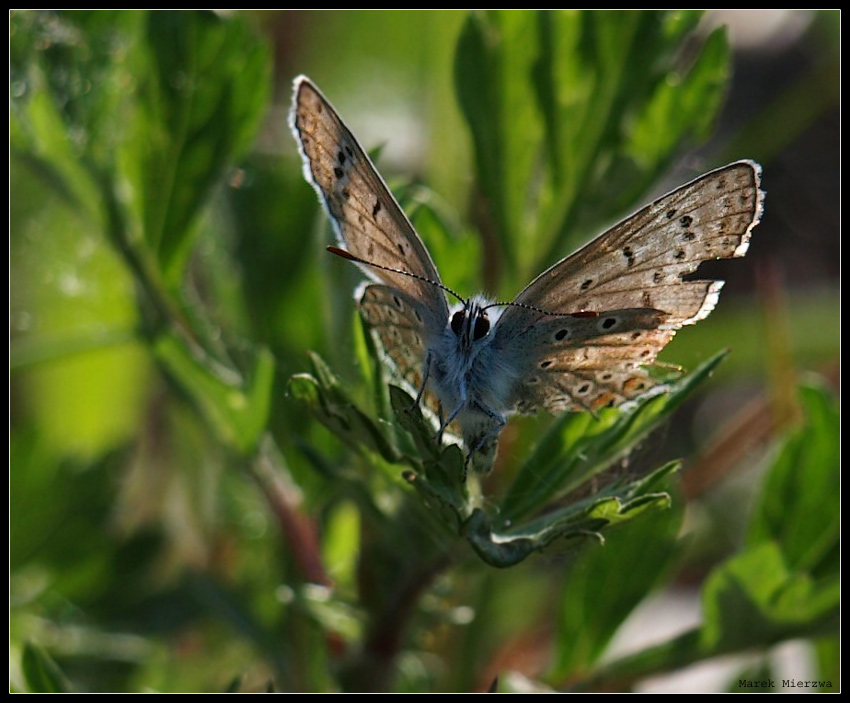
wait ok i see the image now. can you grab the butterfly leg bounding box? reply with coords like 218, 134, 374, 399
441, 400, 465, 430
471, 399, 506, 433
412, 351, 432, 410
435, 377, 467, 442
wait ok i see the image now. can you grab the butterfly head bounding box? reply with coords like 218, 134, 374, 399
450, 297, 495, 352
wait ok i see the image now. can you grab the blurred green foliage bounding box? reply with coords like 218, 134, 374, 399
10, 10, 838, 693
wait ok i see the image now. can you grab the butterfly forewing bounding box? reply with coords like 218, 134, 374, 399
290, 76, 449, 321
508, 162, 761, 319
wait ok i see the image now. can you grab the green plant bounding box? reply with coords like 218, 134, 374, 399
11, 10, 838, 693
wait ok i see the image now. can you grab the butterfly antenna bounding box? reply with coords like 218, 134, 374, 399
327, 246, 467, 304
483, 299, 599, 319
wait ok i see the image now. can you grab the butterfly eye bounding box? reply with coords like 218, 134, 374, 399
450, 310, 465, 336
473, 311, 490, 340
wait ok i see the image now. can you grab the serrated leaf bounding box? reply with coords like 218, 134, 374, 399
464, 482, 673, 569
287, 353, 399, 463
389, 385, 441, 466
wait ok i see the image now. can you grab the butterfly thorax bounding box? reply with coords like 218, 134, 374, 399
429, 298, 517, 419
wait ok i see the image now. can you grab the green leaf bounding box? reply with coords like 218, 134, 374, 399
578, 381, 840, 687
538, 10, 724, 266
550, 486, 682, 676
389, 385, 471, 521
356, 315, 397, 444
700, 542, 839, 652
404, 185, 481, 298
321, 500, 361, 590
464, 462, 678, 569
454, 10, 730, 291
133, 11, 271, 281
10, 11, 144, 223
626, 26, 729, 166
154, 332, 274, 454
501, 351, 726, 521
21, 643, 74, 693
455, 11, 542, 286
287, 353, 400, 464
388, 385, 442, 467
746, 382, 839, 576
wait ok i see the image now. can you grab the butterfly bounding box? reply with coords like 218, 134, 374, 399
289, 75, 764, 478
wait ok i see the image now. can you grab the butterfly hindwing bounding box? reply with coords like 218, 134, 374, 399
495, 308, 674, 413
359, 284, 444, 396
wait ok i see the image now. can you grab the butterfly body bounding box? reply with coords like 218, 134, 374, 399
290, 76, 764, 478
428, 298, 517, 470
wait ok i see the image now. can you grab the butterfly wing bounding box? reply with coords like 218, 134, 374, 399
492, 160, 764, 413
290, 76, 449, 325
359, 283, 443, 398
